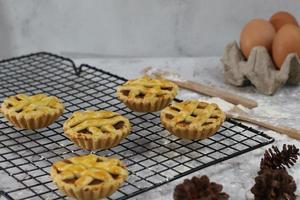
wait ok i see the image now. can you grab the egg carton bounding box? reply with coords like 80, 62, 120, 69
221, 41, 300, 95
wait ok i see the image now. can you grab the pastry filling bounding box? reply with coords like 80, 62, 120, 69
161, 87, 173, 91
156, 94, 166, 97
15, 96, 21, 101
191, 113, 197, 117
121, 90, 130, 96
79, 128, 92, 134
64, 159, 72, 164
177, 121, 191, 127
211, 115, 219, 119
136, 93, 145, 99
113, 121, 125, 130
49, 105, 57, 109
165, 113, 174, 119
197, 105, 205, 109
111, 174, 119, 179
170, 106, 180, 112
89, 179, 103, 185
64, 178, 77, 184
203, 121, 213, 126
15, 109, 23, 113
96, 157, 104, 162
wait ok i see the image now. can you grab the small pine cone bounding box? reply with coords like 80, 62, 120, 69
251, 169, 297, 200
174, 175, 229, 200
259, 144, 300, 174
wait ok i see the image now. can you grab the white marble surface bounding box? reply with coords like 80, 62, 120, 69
0, 56, 299, 200
72, 57, 300, 200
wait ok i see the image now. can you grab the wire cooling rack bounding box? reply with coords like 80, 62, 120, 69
0, 52, 274, 200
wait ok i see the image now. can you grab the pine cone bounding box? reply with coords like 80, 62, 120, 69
251, 169, 296, 200
259, 144, 300, 174
174, 175, 229, 200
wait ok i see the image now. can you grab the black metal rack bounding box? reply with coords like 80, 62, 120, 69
0, 52, 274, 200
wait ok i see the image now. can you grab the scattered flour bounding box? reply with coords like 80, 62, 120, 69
253, 105, 290, 119
142, 66, 185, 82
144, 67, 288, 121
203, 97, 235, 112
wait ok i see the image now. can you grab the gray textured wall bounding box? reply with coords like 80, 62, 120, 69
0, 0, 299, 58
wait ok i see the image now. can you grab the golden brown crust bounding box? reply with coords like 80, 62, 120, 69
50, 154, 128, 200
160, 100, 225, 140
63, 110, 131, 150
117, 76, 178, 112
1, 94, 64, 129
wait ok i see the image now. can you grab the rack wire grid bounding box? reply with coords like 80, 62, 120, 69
0, 52, 274, 200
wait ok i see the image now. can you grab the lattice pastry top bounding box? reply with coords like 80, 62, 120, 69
161, 100, 225, 129
160, 100, 225, 140
1, 93, 64, 117
117, 76, 178, 102
51, 154, 128, 190
64, 110, 130, 139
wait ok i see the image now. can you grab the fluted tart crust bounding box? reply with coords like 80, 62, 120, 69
51, 154, 128, 200
160, 100, 225, 140
117, 76, 178, 112
1, 93, 64, 129
64, 110, 131, 150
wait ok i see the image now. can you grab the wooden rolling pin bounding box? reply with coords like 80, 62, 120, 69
226, 106, 300, 140
172, 80, 258, 109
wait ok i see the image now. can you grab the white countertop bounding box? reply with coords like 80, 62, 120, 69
72, 57, 300, 200
0, 56, 299, 200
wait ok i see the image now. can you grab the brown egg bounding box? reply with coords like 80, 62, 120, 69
272, 24, 300, 69
270, 11, 299, 32
240, 19, 276, 58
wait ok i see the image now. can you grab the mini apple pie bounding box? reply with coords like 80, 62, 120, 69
117, 76, 178, 112
160, 100, 225, 140
64, 110, 131, 150
51, 154, 128, 200
1, 93, 64, 129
